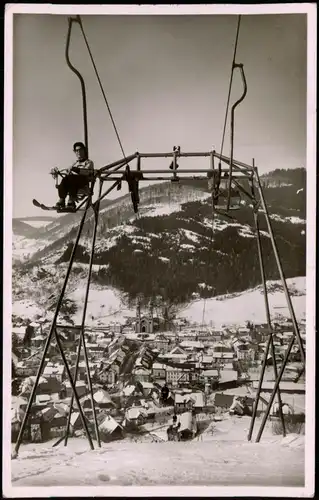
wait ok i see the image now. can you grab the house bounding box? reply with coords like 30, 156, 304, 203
43, 363, 65, 383
209, 331, 223, 342
214, 392, 235, 409
212, 352, 234, 363
217, 370, 238, 390
73, 361, 96, 381
20, 375, 62, 401
133, 367, 151, 383
85, 343, 105, 355
236, 344, 255, 361
265, 353, 284, 366
12, 326, 27, 343
165, 345, 186, 355
93, 389, 115, 409
15, 361, 38, 378
137, 346, 158, 370
35, 394, 52, 405
222, 362, 235, 371
213, 343, 233, 353
200, 369, 220, 384
178, 332, 198, 342
153, 334, 170, 353
124, 406, 148, 427
111, 323, 122, 334
98, 414, 124, 441
175, 393, 194, 411
175, 392, 205, 411
138, 381, 156, 398
179, 340, 205, 352
237, 327, 250, 336
256, 326, 271, 342
104, 365, 119, 385
163, 346, 190, 363
197, 354, 214, 368
178, 411, 198, 440
166, 366, 191, 387
65, 380, 87, 398
152, 362, 167, 381
31, 334, 46, 349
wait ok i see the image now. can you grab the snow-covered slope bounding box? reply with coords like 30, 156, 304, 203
9, 416, 305, 489
12, 274, 306, 327
11, 171, 307, 318
179, 277, 306, 327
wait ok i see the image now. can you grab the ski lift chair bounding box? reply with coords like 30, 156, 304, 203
207, 171, 242, 211
75, 178, 95, 203
51, 167, 96, 204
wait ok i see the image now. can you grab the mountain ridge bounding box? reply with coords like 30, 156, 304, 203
12, 167, 306, 315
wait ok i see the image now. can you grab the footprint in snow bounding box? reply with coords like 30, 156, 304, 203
97, 473, 111, 482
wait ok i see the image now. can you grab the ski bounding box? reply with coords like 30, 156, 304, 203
33, 199, 79, 213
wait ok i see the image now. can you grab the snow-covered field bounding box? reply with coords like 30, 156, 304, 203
12, 236, 51, 263
8, 416, 305, 494
20, 220, 54, 229
11, 276, 306, 327
69, 285, 135, 325
179, 277, 306, 327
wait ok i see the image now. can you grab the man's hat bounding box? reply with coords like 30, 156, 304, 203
73, 142, 86, 151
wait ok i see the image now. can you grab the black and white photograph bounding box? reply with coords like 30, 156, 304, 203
3, 3, 316, 497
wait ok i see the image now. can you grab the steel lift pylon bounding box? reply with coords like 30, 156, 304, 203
12, 147, 306, 456
12, 15, 305, 457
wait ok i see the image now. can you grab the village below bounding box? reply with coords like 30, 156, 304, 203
11, 289, 306, 486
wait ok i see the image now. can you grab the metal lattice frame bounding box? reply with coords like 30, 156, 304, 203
12, 150, 305, 457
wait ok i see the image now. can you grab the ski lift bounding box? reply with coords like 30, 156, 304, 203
169, 146, 180, 183
123, 165, 143, 213
207, 171, 242, 211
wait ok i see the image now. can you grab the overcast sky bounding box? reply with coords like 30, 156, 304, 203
12, 13, 307, 218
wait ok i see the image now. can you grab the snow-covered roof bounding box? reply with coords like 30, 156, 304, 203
139, 381, 154, 390
213, 352, 234, 359
165, 354, 188, 360
178, 411, 194, 432
180, 340, 205, 349
201, 369, 219, 377
152, 362, 167, 370
222, 362, 235, 370
174, 393, 193, 404
126, 407, 148, 421
65, 380, 86, 388
189, 392, 205, 407
122, 385, 136, 397
36, 394, 51, 403
93, 389, 114, 405
43, 364, 64, 376
11, 396, 28, 409
167, 346, 188, 355
201, 355, 214, 363
166, 366, 190, 372
134, 367, 151, 374
219, 370, 238, 383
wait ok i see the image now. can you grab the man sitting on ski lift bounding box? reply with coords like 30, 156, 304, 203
54, 142, 94, 210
